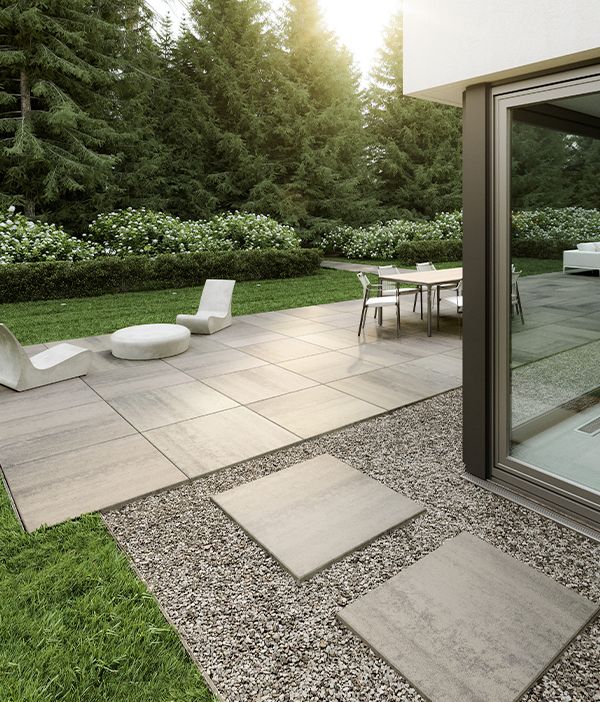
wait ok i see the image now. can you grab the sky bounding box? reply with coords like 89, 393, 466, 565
146, 0, 401, 79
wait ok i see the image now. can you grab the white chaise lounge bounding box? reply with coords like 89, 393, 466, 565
0, 324, 92, 392
563, 242, 600, 273
176, 279, 236, 334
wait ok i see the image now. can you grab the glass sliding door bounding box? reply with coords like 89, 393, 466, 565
493, 69, 600, 527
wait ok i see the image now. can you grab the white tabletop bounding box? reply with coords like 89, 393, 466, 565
379, 267, 463, 287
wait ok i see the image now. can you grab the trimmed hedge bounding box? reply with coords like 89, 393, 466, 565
512, 237, 577, 260
0, 249, 322, 303
394, 239, 463, 265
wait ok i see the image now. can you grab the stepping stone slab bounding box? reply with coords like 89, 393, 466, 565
211, 454, 425, 581
337, 531, 599, 702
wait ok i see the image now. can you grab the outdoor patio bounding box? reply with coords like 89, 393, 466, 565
0, 294, 462, 531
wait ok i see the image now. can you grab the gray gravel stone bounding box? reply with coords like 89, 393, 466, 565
104, 389, 599, 702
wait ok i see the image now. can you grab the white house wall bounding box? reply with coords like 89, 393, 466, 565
403, 0, 600, 106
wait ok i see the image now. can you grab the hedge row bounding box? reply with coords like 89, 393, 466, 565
0, 249, 321, 303
393, 240, 463, 265
391, 237, 573, 265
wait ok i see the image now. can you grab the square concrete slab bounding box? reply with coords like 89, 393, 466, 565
165, 347, 267, 375
145, 406, 299, 477
84, 359, 191, 400
249, 385, 383, 438
0, 378, 99, 423
202, 364, 318, 404
242, 338, 328, 363
108, 381, 238, 431
3, 435, 187, 531
328, 364, 460, 411
280, 351, 382, 383
0, 400, 135, 466
337, 532, 599, 702
212, 454, 425, 580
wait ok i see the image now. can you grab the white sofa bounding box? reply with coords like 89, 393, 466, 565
563, 242, 600, 273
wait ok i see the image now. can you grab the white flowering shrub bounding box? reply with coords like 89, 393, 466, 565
322, 213, 461, 259
0, 206, 97, 264
512, 207, 600, 242
86, 208, 299, 257
205, 211, 301, 250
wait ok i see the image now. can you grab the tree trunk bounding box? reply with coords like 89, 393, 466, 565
20, 69, 35, 219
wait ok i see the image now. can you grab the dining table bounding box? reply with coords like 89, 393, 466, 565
379, 267, 463, 337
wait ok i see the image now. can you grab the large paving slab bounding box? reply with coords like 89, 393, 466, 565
212, 454, 425, 580
0, 400, 135, 466
83, 359, 191, 400
337, 531, 599, 702
280, 350, 382, 383
249, 385, 384, 438
108, 380, 238, 431
3, 435, 187, 531
144, 406, 299, 477
202, 364, 318, 404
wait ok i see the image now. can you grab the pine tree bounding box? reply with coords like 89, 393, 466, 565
280, 0, 374, 234
366, 14, 462, 220
0, 0, 120, 223
184, 0, 288, 218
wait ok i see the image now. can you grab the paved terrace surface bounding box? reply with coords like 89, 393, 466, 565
1, 296, 462, 531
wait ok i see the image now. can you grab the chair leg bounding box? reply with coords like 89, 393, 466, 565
436, 288, 440, 331
396, 301, 400, 337
358, 303, 367, 336
413, 289, 419, 312
517, 290, 525, 324
420, 290, 423, 320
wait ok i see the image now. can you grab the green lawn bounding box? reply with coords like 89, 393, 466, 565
0, 488, 215, 702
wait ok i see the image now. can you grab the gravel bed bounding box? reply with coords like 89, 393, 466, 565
104, 389, 600, 702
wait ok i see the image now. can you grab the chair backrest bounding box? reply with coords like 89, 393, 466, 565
416, 261, 436, 272
198, 279, 235, 314
0, 324, 28, 388
456, 280, 463, 296
357, 272, 370, 296
377, 265, 399, 294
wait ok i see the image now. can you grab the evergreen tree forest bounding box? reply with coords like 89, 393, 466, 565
0, 1, 463, 239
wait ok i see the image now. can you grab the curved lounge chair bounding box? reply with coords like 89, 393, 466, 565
0, 324, 92, 392
176, 279, 236, 334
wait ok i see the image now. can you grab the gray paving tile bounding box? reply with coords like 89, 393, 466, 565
109, 381, 238, 431
212, 454, 425, 580
0, 401, 135, 466
339, 341, 419, 367
297, 328, 361, 350
145, 407, 299, 477
84, 359, 191, 400
242, 338, 328, 363
3, 435, 186, 531
328, 364, 460, 410
212, 322, 287, 348
202, 364, 318, 404
405, 353, 463, 380
280, 351, 381, 383
0, 378, 100, 423
46, 334, 112, 352
338, 532, 599, 702
249, 385, 383, 438
169, 347, 268, 376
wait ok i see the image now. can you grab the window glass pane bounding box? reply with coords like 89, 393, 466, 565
509, 94, 600, 495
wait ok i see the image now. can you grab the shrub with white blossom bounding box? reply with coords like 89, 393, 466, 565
512, 207, 600, 242
0, 206, 97, 264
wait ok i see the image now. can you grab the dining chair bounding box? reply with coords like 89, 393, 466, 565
512, 271, 525, 324
357, 272, 400, 337
444, 280, 463, 336
377, 265, 422, 319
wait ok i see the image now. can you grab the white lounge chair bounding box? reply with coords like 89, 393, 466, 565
176, 279, 236, 334
0, 324, 92, 392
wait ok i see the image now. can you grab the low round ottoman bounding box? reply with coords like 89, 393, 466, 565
110, 324, 190, 360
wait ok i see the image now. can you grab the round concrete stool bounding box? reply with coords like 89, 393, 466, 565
110, 324, 190, 360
